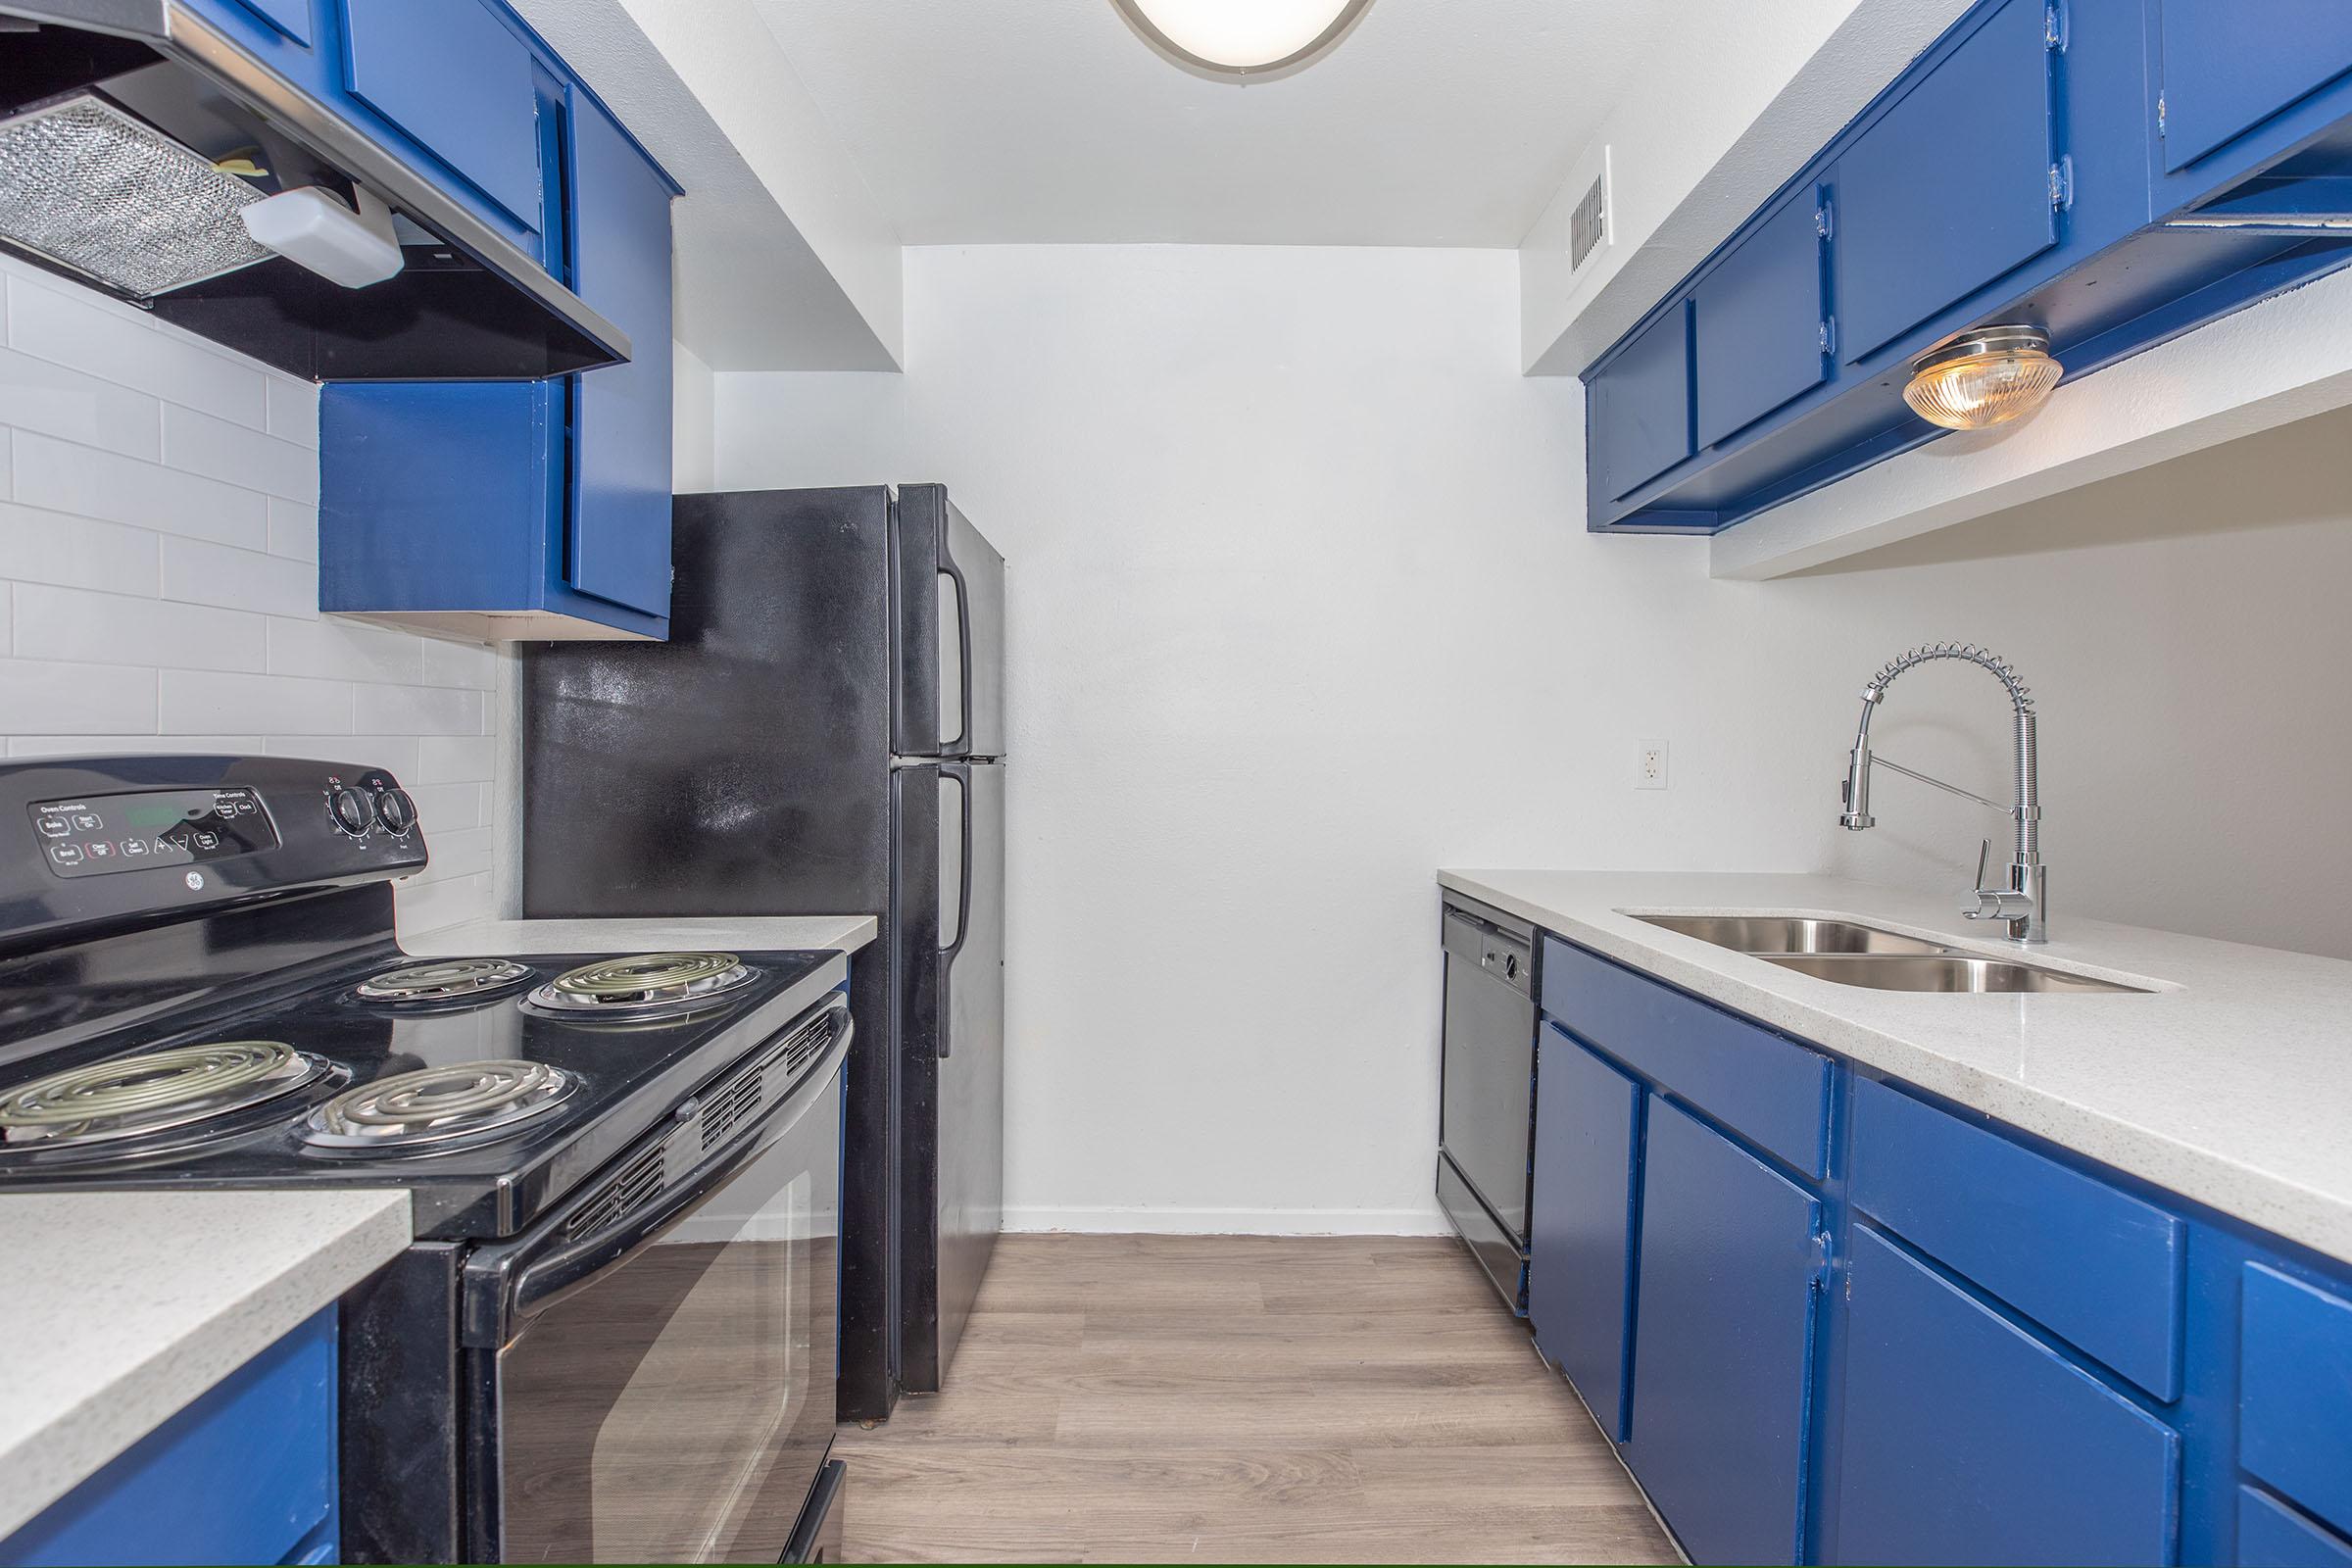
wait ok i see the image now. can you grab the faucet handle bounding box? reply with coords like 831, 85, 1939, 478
1965, 838, 2035, 922
1973, 837, 1991, 891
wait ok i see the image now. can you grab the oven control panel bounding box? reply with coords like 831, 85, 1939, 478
1, 755, 429, 951
31, 786, 280, 879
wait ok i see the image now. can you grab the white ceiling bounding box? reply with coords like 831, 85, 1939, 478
748, 0, 1678, 247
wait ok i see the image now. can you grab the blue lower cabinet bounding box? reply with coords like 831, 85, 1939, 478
1831, 1226, 2180, 1566
1, 1309, 338, 1566
2241, 1490, 2352, 1568
1528, 1027, 1642, 1440
1624, 1098, 1823, 1566
2238, 1263, 2352, 1541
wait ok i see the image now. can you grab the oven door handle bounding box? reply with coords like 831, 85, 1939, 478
502, 1014, 850, 1330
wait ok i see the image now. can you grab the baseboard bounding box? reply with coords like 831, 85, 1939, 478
1002, 1204, 1453, 1237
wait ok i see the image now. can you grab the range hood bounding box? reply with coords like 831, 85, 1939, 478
0, 1, 629, 380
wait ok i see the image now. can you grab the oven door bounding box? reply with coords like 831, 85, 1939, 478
466, 1017, 846, 1564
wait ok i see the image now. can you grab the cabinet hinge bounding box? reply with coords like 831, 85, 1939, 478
1810, 1232, 1836, 1291
2048, 155, 2075, 211
2157, 91, 2168, 138
2043, 0, 2068, 50
1814, 202, 1832, 241
1817, 318, 1837, 359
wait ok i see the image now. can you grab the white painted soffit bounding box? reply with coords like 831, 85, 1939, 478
1519, 0, 1970, 377
508, 0, 905, 370
1709, 266, 2352, 579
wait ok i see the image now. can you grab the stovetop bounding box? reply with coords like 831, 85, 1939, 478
0, 940, 838, 1238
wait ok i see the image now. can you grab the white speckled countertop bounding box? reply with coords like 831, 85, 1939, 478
0, 1190, 411, 1540
1441, 869, 2352, 1265
400, 914, 879, 957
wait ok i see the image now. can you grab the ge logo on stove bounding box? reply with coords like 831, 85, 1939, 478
184, 871, 205, 891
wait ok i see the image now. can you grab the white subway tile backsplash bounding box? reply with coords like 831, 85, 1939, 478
352, 681, 485, 736
13, 431, 270, 551
0, 659, 157, 734
419, 825, 492, 880
392, 870, 494, 935
264, 379, 319, 450
160, 669, 351, 734
13, 584, 266, 672
419, 634, 499, 690
160, 537, 319, 618
162, 404, 320, 507
8, 734, 263, 759
0, 503, 161, 595
3, 266, 270, 429
267, 616, 425, 685
264, 734, 421, 776
267, 499, 319, 563
409, 780, 486, 833
1, 252, 513, 936
415, 734, 496, 783
0, 347, 163, 461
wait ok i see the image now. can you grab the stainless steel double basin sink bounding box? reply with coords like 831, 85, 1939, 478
1630, 914, 2149, 995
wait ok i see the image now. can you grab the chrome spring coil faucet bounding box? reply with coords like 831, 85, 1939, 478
1838, 643, 2047, 944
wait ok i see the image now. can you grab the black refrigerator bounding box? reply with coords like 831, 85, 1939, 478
518, 483, 1005, 1423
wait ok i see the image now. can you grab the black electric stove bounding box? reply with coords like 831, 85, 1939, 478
0, 755, 853, 1563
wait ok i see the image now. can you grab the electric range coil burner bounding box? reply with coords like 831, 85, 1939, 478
355, 957, 535, 1005
0, 1041, 334, 1150
522, 952, 755, 1021
303, 1058, 577, 1152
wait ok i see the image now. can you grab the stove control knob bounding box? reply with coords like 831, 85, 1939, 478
374, 788, 417, 836
327, 786, 371, 837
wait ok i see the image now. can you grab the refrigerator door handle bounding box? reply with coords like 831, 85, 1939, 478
938, 760, 973, 1057
941, 555, 974, 755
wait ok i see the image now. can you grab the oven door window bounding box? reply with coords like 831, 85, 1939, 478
492, 1063, 842, 1564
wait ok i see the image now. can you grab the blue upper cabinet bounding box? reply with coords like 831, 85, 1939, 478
1588, 302, 1692, 504
1585, 0, 2352, 534
316, 4, 680, 639
1833, 0, 2059, 363
340, 0, 544, 231
2155, 1, 2352, 176
565, 90, 676, 618
1692, 187, 1831, 449
228, 0, 314, 43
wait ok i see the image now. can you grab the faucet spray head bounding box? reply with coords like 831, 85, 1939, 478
1839, 688, 1881, 829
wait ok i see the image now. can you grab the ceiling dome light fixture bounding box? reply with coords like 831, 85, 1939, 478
1111, 0, 1375, 78
1902, 324, 2064, 430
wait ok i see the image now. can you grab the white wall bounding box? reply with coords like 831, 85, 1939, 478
0, 253, 504, 934
715, 244, 2352, 1236
673, 338, 717, 492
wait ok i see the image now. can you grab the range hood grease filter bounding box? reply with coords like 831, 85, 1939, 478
0, 92, 273, 298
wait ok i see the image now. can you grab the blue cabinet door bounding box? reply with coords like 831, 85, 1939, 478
1833, 0, 2057, 364
340, 0, 544, 229
1528, 1028, 1642, 1441
1590, 303, 1691, 502
1, 1308, 338, 1566
1624, 1098, 1821, 1565
228, 0, 313, 42
1692, 188, 1829, 449
2157, 1, 2352, 172
2239, 1264, 2352, 1540
1832, 1225, 2180, 1567
564, 89, 675, 618
2241, 1489, 2352, 1568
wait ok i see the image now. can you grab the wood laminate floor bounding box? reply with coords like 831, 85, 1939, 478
832, 1234, 1678, 1564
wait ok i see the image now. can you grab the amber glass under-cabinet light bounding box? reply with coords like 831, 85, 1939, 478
1902, 324, 2064, 430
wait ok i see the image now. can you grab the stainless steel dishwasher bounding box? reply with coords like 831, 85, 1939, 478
1436, 894, 1540, 1312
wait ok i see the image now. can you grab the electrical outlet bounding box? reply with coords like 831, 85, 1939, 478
1637, 740, 1669, 791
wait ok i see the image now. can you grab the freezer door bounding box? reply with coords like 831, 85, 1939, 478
889, 760, 1004, 1392
892, 485, 1006, 760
